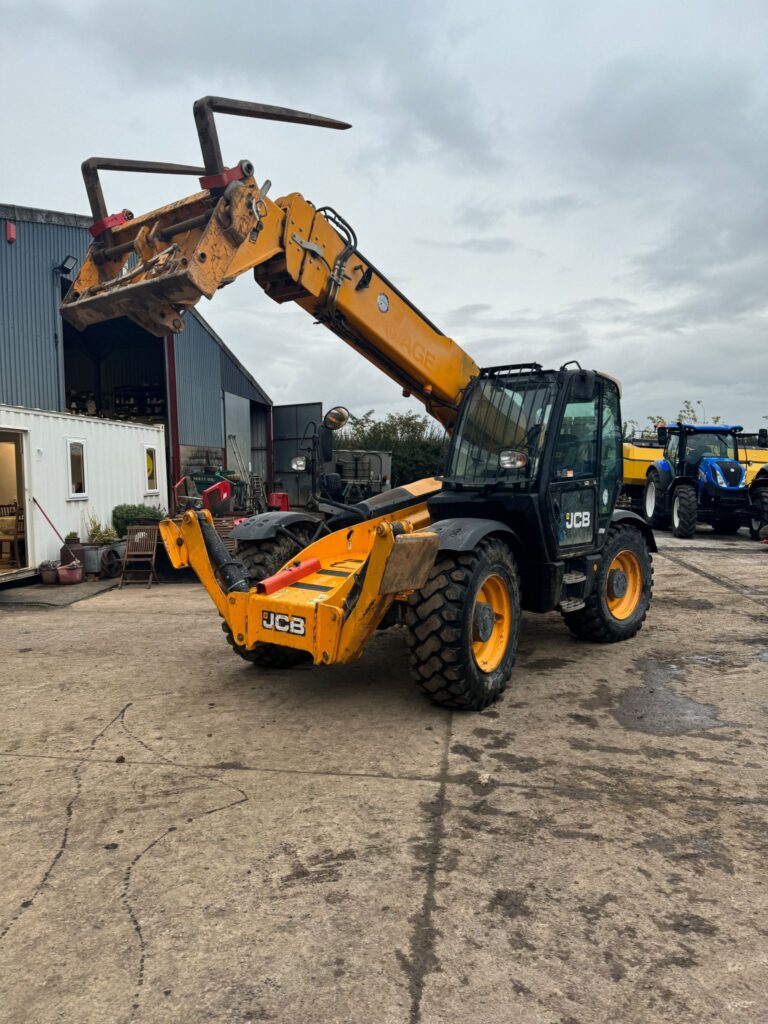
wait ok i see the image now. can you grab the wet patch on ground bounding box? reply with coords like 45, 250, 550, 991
611, 658, 728, 736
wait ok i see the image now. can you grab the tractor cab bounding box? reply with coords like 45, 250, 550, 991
644, 423, 749, 537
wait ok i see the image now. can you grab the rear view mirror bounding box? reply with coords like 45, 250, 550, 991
323, 406, 350, 431
758, 428, 768, 448
572, 370, 595, 401
657, 427, 668, 446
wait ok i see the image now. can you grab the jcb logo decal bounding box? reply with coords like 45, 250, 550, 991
262, 611, 306, 636
565, 511, 591, 529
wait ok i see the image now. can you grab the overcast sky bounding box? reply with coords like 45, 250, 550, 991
2, 0, 767, 430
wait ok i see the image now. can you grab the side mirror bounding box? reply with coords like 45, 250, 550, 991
323, 406, 350, 431
759, 428, 768, 448
657, 427, 668, 446
571, 370, 595, 401
319, 426, 334, 463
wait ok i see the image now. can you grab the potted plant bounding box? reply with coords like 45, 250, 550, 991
61, 531, 85, 566
58, 559, 83, 585
83, 513, 120, 575
38, 559, 60, 584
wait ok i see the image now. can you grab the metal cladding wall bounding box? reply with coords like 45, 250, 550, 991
173, 312, 224, 448
0, 206, 91, 411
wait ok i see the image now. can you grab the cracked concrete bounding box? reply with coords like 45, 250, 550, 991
1, 531, 767, 1023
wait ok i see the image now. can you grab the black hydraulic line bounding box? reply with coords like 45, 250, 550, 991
197, 513, 250, 593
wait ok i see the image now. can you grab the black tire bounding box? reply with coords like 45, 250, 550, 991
748, 488, 768, 541
671, 484, 698, 538
405, 538, 520, 711
562, 523, 653, 643
643, 470, 670, 529
712, 516, 741, 535
226, 531, 313, 668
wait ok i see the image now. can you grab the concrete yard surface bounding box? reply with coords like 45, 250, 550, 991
1, 533, 767, 1024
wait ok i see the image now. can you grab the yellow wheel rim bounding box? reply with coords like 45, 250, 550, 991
472, 574, 512, 672
606, 550, 643, 620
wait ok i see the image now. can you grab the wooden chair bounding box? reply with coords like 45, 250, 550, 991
119, 524, 160, 588
0, 504, 25, 568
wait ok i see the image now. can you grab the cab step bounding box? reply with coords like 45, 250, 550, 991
559, 598, 586, 612
563, 571, 587, 585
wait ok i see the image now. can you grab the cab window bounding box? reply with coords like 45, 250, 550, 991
552, 397, 598, 479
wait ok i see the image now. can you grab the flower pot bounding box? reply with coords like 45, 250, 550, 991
61, 541, 85, 565
82, 544, 101, 575
58, 562, 83, 585
39, 568, 59, 585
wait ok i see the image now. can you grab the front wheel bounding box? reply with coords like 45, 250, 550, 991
405, 538, 520, 711
749, 488, 768, 541
562, 523, 653, 643
671, 484, 698, 538
226, 532, 313, 668
712, 516, 740, 535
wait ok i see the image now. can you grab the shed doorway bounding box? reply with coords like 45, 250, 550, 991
0, 431, 27, 574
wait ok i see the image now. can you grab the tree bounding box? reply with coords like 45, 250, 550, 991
334, 410, 447, 487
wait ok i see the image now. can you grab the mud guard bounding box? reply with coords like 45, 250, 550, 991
423, 517, 518, 553
610, 508, 657, 552
229, 510, 324, 543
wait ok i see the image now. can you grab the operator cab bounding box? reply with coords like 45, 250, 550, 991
431, 363, 625, 563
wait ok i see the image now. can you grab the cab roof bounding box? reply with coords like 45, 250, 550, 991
671, 423, 742, 434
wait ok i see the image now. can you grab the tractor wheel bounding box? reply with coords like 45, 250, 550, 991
712, 516, 741, 535
562, 523, 653, 643
405, 538, 520, 711
225, 531, 313, 669
643, 470, 670, 529
748, 488, 768, 541
671, 484, 698, 538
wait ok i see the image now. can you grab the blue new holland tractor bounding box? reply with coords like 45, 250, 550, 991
643, 423, 754, 538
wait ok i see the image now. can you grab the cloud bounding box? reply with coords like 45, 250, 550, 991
418, 236, 518, 253
518, 193, 590, 219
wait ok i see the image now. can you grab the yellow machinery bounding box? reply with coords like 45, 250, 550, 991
61, 98, 657, 710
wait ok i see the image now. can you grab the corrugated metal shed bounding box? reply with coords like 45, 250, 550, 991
0, 205, 90, 411
0, 206, 272, 465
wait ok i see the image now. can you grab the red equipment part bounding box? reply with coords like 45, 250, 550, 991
256, 558, 322, 595
268, 492, 289, 511
202, 479, 233, 512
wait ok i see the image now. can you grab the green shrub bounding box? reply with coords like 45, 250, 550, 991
84, 512, 119, 545
112, 504, 166, 538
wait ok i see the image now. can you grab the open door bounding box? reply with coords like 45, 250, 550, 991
0, 431, 27, 574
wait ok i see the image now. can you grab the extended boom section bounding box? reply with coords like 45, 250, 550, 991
60, 98, 478, 430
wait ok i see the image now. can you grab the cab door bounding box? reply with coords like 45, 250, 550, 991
547, 380, 601, 555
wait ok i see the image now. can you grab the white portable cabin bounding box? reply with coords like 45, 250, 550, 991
0, 404, 167, 582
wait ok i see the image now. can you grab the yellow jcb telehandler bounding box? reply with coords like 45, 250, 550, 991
61, 98, 656, 710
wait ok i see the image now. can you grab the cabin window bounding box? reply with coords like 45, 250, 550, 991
66, 439, 88, 499
145, 446, 159, 494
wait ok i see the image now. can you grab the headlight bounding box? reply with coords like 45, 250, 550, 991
290, 455, 307, 471
713, 466, 726, 487
499, 449, 527, 470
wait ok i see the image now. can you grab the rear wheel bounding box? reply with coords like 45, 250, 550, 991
671, 484, 697, 538
226, 531, 313, 668
748, 488, 768, 540
405, 538, 520, 711
562, 523, 653, 643
643, 470, 670, 529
